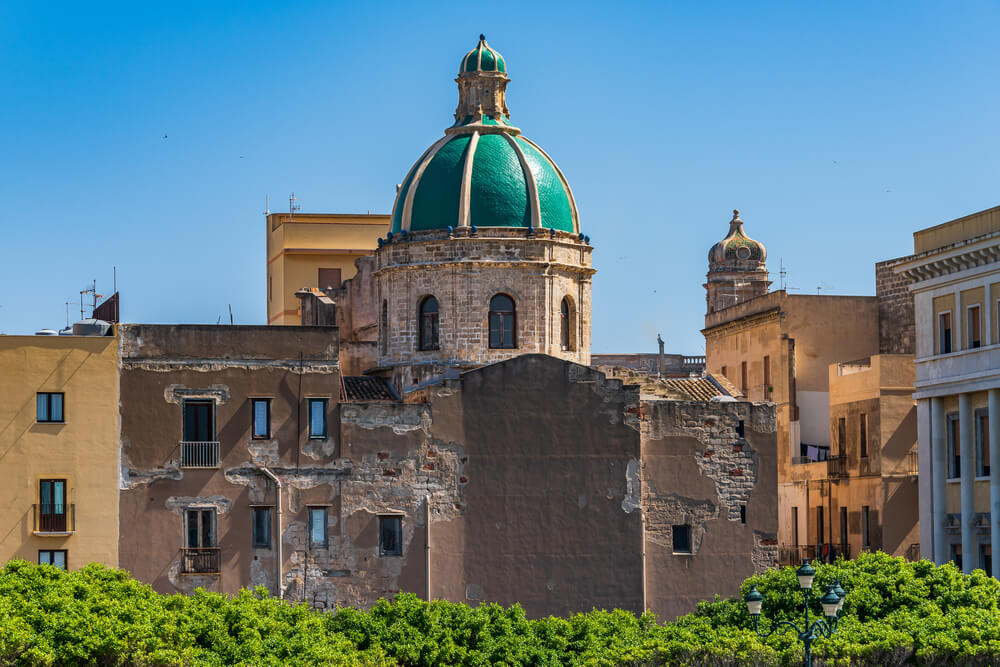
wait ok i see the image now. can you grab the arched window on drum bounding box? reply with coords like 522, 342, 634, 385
488, 294, 516, 349
419, 296, 440, 351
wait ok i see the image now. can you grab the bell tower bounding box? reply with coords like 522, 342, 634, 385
705, 210, 770, 313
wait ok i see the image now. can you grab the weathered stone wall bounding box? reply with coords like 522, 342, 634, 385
875, 256, 916, 355
373, 228, 593, 392
641, 399, 778, 620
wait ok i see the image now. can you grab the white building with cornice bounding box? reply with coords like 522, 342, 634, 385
895, 205, 1000, 575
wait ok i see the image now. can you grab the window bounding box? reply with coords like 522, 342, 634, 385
183, 400, 214, 441
672, 525, 692, 554
839, 506, 848, 548
861, 505, 871, 548
36, 392, 64, 423
318, 267, 342, 290
968, 305, 982, 349
419, 296, 440, 350
737, 419, 745, 438
186, 508, 217, 548
560, 297, 573, 350
947, 413, 960, 479
308, 507, 328, 547
183, 508, 219, 574
39, 550, 67, 570
379, 516, 403, 556
763, 355, 771, 399
308, 399, 328, 438
817, 506, 824, 546
39, 479, 67, 532
981, 544, 993, 577
837, 417, 847, 457
380, 300, 389, 355
977, 409, 990, 477
251, 399, 271, 439
739, 505, 746, 524
740, 361, 748, 395
252, 507, 272, 548
859, 413, 868, 458
951, 543, 963, 570
488, 294, 516, 349
792, 506, 800, 546
939, 311, 952, 354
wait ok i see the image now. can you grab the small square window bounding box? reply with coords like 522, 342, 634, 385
308, 507, 328, 547
252, 399, 271, 439
252, 507, 272, 548
740, 505, 747, 524
379, 516, 403, 556
672, 525, 692, 554
308, 399, 328, 439
37, 393, 64, 423
39, 550, 67, 570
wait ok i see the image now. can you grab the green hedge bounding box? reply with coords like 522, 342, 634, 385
1, 552, 998, 665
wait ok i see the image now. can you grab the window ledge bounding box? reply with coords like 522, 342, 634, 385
672, 551, 694, 556
179, 572, 221, 576
33, 531, 74, 537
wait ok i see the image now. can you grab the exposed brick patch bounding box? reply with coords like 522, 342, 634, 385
729, 468, 743, 476
422, 463, 435, 470
377, 452, 389, 460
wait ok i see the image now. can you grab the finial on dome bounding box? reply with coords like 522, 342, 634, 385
732, 209, 740, 221
480, 33, 486, 41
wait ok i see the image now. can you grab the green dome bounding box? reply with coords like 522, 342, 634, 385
391, 132, 578, 233
391, 37, 578, 235
460, 34, 506, 74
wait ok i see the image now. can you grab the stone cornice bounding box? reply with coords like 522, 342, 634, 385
373, 259, 596, 279
701, 307, 781, 338
894, 232, 1000, 284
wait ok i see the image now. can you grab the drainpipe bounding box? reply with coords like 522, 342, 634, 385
259, 466, 284, 599
424, 494, 431, 600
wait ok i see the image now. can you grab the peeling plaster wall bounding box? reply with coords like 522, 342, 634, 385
641, 399, 778, 620
118, 325, 342, 597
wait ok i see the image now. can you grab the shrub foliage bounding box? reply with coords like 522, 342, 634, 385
1, 552, 998, 665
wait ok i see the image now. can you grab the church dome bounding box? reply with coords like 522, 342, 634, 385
390, 37, 579, 234
708, 210, 766, 266
460, 34, 506, 74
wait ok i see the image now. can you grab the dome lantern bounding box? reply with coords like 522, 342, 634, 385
704, 209, 771, 314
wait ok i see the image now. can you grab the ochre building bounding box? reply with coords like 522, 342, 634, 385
0, 330, 120, 571
702, 209, 918, 563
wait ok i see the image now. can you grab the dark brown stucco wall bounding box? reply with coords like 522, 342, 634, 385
426, 355, 645, 617
118, 325, 341, 597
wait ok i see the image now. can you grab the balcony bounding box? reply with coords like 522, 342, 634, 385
180, 441, 220, 468
181, 547, 221, 574
827, 454, 848, 478
779, 543, 851, 566
32, 504, 75, 534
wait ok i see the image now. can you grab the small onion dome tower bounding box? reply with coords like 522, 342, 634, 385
705, 209, 770, 314
375, 36, 594, 393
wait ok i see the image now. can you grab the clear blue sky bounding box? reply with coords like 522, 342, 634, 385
1, 1, 997, 354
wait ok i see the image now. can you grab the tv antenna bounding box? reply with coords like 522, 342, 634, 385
79, 280, 103, 320
289, 193, 300, 223
779, 258, 788, 291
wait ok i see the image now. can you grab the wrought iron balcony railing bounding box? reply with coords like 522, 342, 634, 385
32, 504, 75, 533
827, 454, 848, 478
181, 547, 221, 574
180, 441, 220, 468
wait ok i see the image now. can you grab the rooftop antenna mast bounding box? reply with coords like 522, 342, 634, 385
779, 258, 788, 292
264, 195, 270, 216
79, 280, 103, 320
289, 193, 300, 223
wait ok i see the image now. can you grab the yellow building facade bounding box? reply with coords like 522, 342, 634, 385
266, 212, 388, 325
0, 333, 120, 570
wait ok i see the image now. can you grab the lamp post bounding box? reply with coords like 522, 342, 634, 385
744, 561, 846, 667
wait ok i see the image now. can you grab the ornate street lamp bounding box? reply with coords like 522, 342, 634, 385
744, 561, 847, 667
